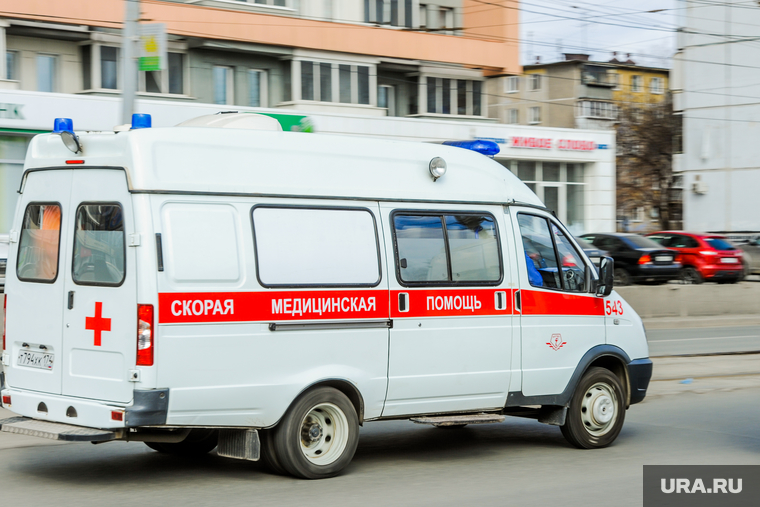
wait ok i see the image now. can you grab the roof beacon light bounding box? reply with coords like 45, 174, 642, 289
429, 157, 447, 182
131, 113, 152, 130
53, 118, 73, 134
443, 139, 500, 158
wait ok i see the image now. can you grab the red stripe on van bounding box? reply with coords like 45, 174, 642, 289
521, 289, 604, 316
390, 289, 513, 318
157, 290, 389, 324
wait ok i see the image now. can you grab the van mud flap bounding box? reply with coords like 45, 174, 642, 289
0, 417, 116, 442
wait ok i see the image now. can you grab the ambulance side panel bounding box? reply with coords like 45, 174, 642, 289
152, 196, 390, 428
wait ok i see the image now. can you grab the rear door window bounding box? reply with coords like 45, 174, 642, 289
16, 203, 62, 283
72, 204, 126, 286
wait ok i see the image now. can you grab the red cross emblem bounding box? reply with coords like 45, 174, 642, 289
85, 302, 112, 347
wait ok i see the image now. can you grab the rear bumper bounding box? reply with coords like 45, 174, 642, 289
627, 358, 653, 405
634, 263, 681, 280
701, 265, 742, 280
0, 387, 169, 429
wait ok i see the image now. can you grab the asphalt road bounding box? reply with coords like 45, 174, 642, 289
647, 325, 760, 356
1, 388, 759, 507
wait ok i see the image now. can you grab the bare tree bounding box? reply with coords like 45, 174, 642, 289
615, 94, 681, 231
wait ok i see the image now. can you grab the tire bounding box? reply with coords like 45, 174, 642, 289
561, 367, 626, 449
679, 266, 703, 284
259, 428, 287, 475
143, 429, 219, 456
613, 268, 630, 286
269, 387, 360, 479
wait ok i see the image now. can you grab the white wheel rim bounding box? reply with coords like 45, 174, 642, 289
580, 382, 618, 436
299, 402, 349, 465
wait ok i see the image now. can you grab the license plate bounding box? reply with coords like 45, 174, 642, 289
721, 258, 739, 264
655, 255, 672, 262
17, 350, 54, 370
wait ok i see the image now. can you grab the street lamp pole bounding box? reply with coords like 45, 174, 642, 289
121, 0, 140, 125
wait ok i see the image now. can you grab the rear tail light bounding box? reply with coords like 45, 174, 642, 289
111, 410, 124, 422
700, 250, 717, 256
2, 294, 6, 352
675, 254, 683, 264
638, 254, 652, 265
1, 395, 10, 406
136, 304, 154, 366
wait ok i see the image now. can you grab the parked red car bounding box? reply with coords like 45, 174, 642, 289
646, 231, 744, 284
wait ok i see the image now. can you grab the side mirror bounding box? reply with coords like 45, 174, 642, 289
596, 256, 614, 297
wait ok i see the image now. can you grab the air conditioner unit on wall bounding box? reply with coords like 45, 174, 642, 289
692, 181, 708, 195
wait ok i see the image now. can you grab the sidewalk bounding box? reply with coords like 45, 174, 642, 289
643, 314, 760, 330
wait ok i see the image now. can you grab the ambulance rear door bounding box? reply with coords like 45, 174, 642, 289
6, 170, 72, 395
60, 169, 137, 404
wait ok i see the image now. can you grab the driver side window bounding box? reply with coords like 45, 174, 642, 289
517, 213, 586, 292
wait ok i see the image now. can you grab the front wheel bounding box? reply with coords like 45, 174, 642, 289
270, 387, 359, 479
561, 367, 626, 449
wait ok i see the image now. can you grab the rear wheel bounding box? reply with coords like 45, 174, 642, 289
269, 387, 359, 479
613, 268, 631, 286
259, 428, 287, 475
561, 367, 625, 449
143, 429, 219, 456
679, 266, 703, 284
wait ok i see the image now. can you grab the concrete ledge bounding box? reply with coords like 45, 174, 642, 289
617, 282, 760, 319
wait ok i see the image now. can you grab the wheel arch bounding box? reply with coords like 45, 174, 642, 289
288, 378, 366, 426
506, 345, 632, 409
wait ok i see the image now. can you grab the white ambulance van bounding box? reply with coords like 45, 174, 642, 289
1, 112, 652, 479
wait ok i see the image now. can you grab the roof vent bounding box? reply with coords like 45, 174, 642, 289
176, 113, 283, 131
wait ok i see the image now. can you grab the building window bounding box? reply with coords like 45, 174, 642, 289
213, 65, 234, 105
36, 54, 56, 92
249, 69, 268, 107
419, 4, 428, 28
439, 7, 454, 33
529, 74, 541, 91
631, 75, 642, 92
424, 77, 482, 116
250, 0, 287, 6
378, 84, 395, 114
505, 76, 519, 93
579, 100, 617, 119
366, 0, 411, 27
101, 46, 119, 90
507, 109, 518, 124
650, 77, 664, 94
6, 51, 17, 80
142, 52, 185, 95
609, 72, 619, 90
299, 60, 372, 105
528, 106, 541, 124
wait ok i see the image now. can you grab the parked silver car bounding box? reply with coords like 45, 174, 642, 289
738, 237, 760, 278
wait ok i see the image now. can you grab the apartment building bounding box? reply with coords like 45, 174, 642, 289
0, 0, 616, 234
488, 53, 669, 130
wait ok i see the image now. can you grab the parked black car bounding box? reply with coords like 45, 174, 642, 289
580, 233, 681, 285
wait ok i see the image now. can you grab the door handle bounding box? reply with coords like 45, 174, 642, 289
68, 291, 75, 310
398, 292, 409, 313
514, 290, 521, 313
495, 291, 507, 311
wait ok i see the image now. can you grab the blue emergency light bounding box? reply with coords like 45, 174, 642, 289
53, 118, 73, 133
443, 139, 500, 158
131, 113, 152, 129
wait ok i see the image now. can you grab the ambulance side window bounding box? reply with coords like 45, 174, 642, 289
517, 213, 586, 292
252, 206, 381, 287
72, 203, 125, 286
16, 203, 62, 283
392, 212, 502, 286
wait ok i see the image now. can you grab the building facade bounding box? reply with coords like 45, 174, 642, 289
0, 0, 616, 235
487, 54, 669, 131
673, 0, 760, 235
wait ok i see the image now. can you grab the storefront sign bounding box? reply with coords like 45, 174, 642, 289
139, 24, 167, 72
557, 139, 597, 151
510, 136, 552, 149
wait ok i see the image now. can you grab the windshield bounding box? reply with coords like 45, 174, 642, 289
624, 235, 664, 249
705, 238, 735, 251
